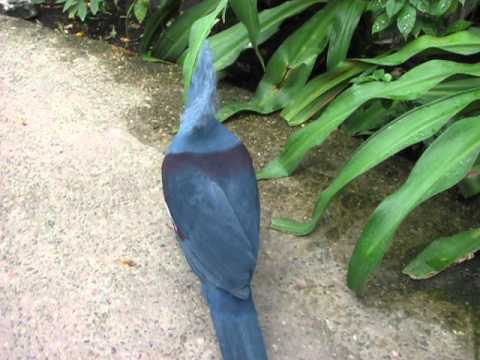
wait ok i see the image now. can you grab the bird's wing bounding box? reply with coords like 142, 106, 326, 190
162, 152, 258, 299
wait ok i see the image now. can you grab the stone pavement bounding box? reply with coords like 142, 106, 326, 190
1, 15, 479, 360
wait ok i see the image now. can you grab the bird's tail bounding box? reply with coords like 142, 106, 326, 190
185, 42, 217, 119
202, 283, 268, 360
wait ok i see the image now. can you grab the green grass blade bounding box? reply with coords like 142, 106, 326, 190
209, 0, 323, 72
347, 116, 480, 292
403, 228, 480, 280
358, 28, 480, 66
218, 2, 337, 121
257, 60, 480, 180
281, 61, 371, 125
271, 88, 480, 235
182, 0, 228, 92
327, 0, 366, 70
152, 0, 220, 60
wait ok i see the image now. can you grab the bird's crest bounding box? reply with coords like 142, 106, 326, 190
181, 43, 217, 132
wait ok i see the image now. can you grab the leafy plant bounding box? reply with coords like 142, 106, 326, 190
127, 0, 150, 24
141, 0, 479, 292
368, 0, 469, 38
56, 0, 104, 21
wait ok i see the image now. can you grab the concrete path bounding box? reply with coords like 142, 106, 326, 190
1, 15, 479, 360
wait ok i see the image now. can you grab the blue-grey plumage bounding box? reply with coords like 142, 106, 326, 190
161, 43, 268, 359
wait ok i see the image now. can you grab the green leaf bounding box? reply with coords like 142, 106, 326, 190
357, 28, 480, 65
217, 2, 337, 121
458, 162, 480, 198
416, 77, 480, 103
152, 0, 220, 61
428, 0, 453, 16
386, 0, 405, 17
134, 0, 149, 23
77, 0, 87, 21
89, 0, 99, 15
62, 0, 77, 12
342, 100, 408, 135
445, 19, 472, 35
257, 60, 480, 180
397, 4, 416, 38
209, 0, 324, 72
229, 0, 264, 67
139, 0, 179, 53
348, 116, 480, 292
182, 0, 228, 93
372, 12, 392, 34
409, 0, 429, 13
367, 0, 385, 12
403, 228, 480, 279
271, 88, 480, 236
327, 0, 366, 70
281, 61, 371, 125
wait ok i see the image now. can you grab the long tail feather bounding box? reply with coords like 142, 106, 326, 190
202, 283, 268, 360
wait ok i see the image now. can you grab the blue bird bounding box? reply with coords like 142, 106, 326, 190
161, 43, 268, 360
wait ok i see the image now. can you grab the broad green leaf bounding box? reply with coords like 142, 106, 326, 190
367, 0, 385, 12
139, 0, 179, 53
445, 19, 472, 35
229, 0, 264, 67
62, 0, 76, 11
397, 4, 416, 38
348, 116, 480, 292
372, 12, 392, 34
359, 28, 480, 66
286, 28, 480, 127
217, 3, 336, 121
386, 0, 405, 17
77, 0, 87, 21
409, 0, 429, 13
271, 88, 480, 235
89, 0, 99, 15
152, 0, 219, 61
182, 0, 228, 92
428, 0, 453, 16
257, 60, 480, 180
209, 0, 325, 72
134, 0, 149, 23
458, 163, 480, 198
327, 0, 366, 70
416, 77, 480, 103
281, 62, 370, 125
342, 100, 409, 135
404, 228, 480, 279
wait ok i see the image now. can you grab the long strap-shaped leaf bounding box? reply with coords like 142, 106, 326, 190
229, 0, 264, 68
152, 0, 220, 60
282, 28, 480, 125
209, 0, 323, 72
217, 2, 337, 121
348, 116, 480, 292
139, 0, 179, 54
403, 228, 480, 280
271, 88, 480, 235
182, 0, 228, 93
257, 60, 480, 180
359, 28, 480, 66
327, 0, 366, 70
281, 61, 371, 125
